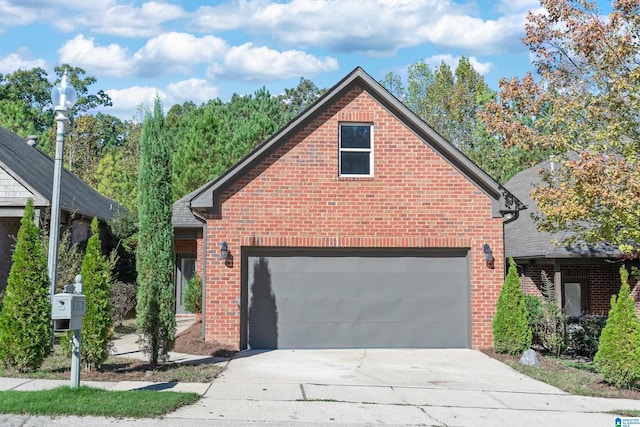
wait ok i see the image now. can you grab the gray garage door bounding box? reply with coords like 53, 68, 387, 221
243, 249, 470, 349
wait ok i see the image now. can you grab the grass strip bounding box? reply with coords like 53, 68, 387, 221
503, 360, 624, 398
0, 386, 199, 418
609, 410, 640, 417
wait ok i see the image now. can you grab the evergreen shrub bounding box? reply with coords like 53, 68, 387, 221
183, 274, 202, 314
492, 258, 532, 354
594, 266, 640, 388
0, 199, 51, 372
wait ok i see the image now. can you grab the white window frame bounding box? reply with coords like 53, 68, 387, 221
338, 123, 374, 177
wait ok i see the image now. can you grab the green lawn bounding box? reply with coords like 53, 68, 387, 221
1, 386, 199, 418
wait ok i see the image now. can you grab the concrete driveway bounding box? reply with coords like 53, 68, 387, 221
166, 349, 640, 426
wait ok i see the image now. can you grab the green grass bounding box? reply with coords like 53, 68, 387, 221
509, 362, 610, 397
499, 356, 637, 399
0, 386, 199, 418
610, 410, 640, 417
560, 359, 598, 373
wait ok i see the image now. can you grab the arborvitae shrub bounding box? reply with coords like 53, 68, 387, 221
0, 199, 51, 372
492, 258, 532, 355
594, 266, 640, 388
79, 217, 114, 371
183, 274, 202, 314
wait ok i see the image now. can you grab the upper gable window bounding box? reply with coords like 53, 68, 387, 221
339, 123, 373, 176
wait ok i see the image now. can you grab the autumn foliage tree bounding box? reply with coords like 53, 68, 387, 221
381, 58, 540, 183
482, 0, 640, 251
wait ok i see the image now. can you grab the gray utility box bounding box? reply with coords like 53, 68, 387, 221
52, 293, 86, 331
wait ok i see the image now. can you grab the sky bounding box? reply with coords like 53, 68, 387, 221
0, 0, 564, 120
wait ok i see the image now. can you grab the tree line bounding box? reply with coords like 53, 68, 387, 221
1, 2, 637, 259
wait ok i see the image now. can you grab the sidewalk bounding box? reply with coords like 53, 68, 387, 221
0, 318, 222, 396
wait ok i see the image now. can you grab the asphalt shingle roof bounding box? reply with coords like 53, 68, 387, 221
504, 157, 620, 259
0, 126, 123, 220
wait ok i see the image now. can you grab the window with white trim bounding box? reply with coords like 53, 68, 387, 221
339, 123, 373, 176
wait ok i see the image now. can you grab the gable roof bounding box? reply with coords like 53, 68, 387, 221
504, 157, 620, 259
0, 126, 124, 220
173, 187, 203, 228
176, 67, 523, 224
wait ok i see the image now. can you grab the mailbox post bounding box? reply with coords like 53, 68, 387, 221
51, 275, 85, 388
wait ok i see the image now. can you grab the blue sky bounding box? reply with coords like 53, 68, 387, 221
0, 0, 566, 120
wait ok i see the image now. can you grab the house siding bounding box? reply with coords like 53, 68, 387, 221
202, 87, 505, 350
0, 217, 20, 293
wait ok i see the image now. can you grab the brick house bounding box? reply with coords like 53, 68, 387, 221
0, 126, 123, 294
172, 67, 522, 350
504, 157, 638, 316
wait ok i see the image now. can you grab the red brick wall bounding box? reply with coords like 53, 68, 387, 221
175, 239, 197, 254
520, 261, 640, 316
202, 87, 505, 350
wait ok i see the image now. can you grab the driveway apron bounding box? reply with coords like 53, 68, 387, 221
167, 349, 640, 426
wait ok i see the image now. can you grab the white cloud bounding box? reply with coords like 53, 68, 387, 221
105, 79, 220, 120
166, 79, 219, 105
419, 14, 525, 54
191, 0, 525, 55
207, 43, 338, 81
424, 54, 493, 75
4, 0, 184, 37
58, 35, 131, 77
106, 85, 164, 119
0, 1, 44, 30
57, 32, 337, 81
132, 32, 228, 76
0, 52, 46, 74
87, 2, 186, 37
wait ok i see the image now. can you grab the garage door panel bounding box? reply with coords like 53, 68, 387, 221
268, 272, 467, 298
246, 252, 469, 349
277, 321, 467, 349
278, 296, 466, 324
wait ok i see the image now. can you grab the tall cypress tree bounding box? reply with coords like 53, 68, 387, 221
136, 98, 175, 367
0, 199, 51, 372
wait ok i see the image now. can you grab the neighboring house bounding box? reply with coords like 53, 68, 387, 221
0, 126, 123, 294
504, 158, 635, 317
172, 67, 523, 351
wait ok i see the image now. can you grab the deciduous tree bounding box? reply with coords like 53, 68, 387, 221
482, 0, 640, 251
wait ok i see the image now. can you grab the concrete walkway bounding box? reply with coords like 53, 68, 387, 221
1, 335, 639, 426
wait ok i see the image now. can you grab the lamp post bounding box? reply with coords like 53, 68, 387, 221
48, 71, 76, 346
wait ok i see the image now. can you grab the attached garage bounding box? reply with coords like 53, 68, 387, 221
174, 68, 523, 350
243, 249, 471, 349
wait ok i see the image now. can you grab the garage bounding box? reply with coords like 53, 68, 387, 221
242, 249, 470, 349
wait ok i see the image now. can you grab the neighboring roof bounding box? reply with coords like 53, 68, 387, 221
504, 157, 621, 259
172, 188, 203, 228
176, 67, 523, 224
0, 126, 124, 220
